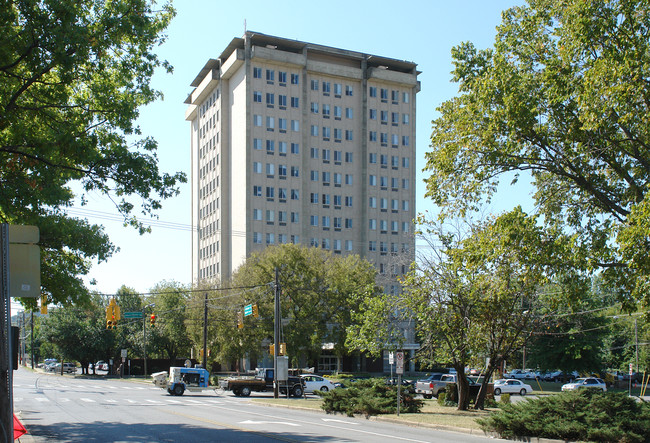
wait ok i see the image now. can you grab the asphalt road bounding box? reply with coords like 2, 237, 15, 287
12, 367, 503, 443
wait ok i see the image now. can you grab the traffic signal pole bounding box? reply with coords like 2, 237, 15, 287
202, 292, 207, 369
0, 224, 13, 441
273, 268, 280, 399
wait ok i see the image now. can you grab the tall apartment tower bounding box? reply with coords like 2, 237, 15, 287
187, 32, 418, 290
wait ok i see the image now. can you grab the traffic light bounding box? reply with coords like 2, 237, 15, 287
106, 320, 112, 329
269, 343, 286, 355
150, 314, 156, 327
237, 311, 243, 329
252, 303, 259, 318
105, 298, 119, 329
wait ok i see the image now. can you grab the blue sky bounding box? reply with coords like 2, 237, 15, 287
24, 0, 534, 307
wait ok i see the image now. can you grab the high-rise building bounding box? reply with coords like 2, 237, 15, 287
187, 32, 418, 292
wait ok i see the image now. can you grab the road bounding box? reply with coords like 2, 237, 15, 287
12, 367, 502, 442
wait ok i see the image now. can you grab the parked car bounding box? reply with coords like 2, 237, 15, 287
50, 362, 76, 374
561, 377, 606, 392
94, 361, 108, 371
299, 374, 337, 393
493, 379, 533, 396
506, 369, 535, 380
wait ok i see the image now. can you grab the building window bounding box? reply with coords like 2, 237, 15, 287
291, 189, 299, 200
334, 150, 342, 162
369, 175, 376, 186
402, 222, 409, 233
345, 174, 353, 185
345, 85, 353, 96
311, 125, 319, 136
291, 120, 299, 132
311, 170, 318, 181
266, 187, 274, 198
310, 237, 319, 247
345, 152, 353, 163
278, 164, 287, 177
310, 193, 319, 204
369, 109, 377, 120
369, 153, 377, 164
253, 208, 262, 220
334, 217, 342, 229
278, 187, 287, 199
291, 166, 299, 177
333, 239, 341, 251
392, 112, 399, 125
253, 138, 262, 150
291, 212, 299, 223
291, 143, 300, 154
322, 171, 330, 183
381, 198, 388, 209
380, 111, 388, 123
322, 149, 331, 161
369, 86, 377, 97
380, 88, 388, 101
322, 238, 330, 249
310, 147, 319, 159
402, 157, 410, 168
402, 135, 410, 146
266, 69, 274, 82
346, 107, 353, 119
369, 131, 377, 142
333, 173, 342, 185
311, 102, 319, 113
392, 134, 399, 146
266, 140, 274, 153
310, 215, 318, 226
403, 200, 409, 211
369, 197, 377, 208
266, 233, 275, 244
345, 196, 353, 207
391, 90, 399, 103
266, 209, 275, 222
253, 232, 262, 244
334, 128, 342, 140
278, 94, 287, 107
278, 71, 287, 84
391, 177, 399, 188
391, 155, 399, 168
345, 218, 352, 228
253, 91, 262, 102
403, 113, 409, 125
380, 133, 388, 145
322, 194, 330, 205
334, 106, 342, 119
369, 241, 377, 252
380, 219, 388, 231
323, 81, 331, 94
403, 92, 410, 103
322, 216, 330, 228
279, 234, 287, 244
322, 126, 331, 139
380, 176, 388, 188
278, 118, 287, 131
253, 114, 262, 126
291, 73, 299, 84
345, 240, 353, 251
311, 79, 319, 91
278, 141, 287, 154
402, 178, 410, 189
253, 186, 262, 197
253, 67, 262, 78
266, 116, 275, 130
266, 93, 274, 105
391, 199, 398, 210
345, 130, 353, 141
369, 219, 377, 230
253, 162, 262, 174
380, 154, 388, 166
322, 104, 330, 117
291, 97, 299, 108
333, 83, 342, 95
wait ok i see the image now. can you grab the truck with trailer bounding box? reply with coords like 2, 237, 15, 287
152, 366, 212, 396
218, 367, 305, 397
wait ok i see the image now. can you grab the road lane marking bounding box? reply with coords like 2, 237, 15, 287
240, 420, 300, 427
80, 398, 95, 403
35, 398, 50, 402
322, 418, 359, 425
106, 400, 117, 403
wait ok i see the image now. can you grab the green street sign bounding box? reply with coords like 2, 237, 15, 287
244, 304, 252, 317
123, 311, 143, 319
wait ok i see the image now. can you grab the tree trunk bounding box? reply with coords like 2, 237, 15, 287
455, 366, 471, 410
474, 365, 497, 410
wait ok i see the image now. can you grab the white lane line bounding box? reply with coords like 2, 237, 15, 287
35, 398, 50, 402
106, 399, 117, 403
80, 398, 95, 403
165, 399, 182, 404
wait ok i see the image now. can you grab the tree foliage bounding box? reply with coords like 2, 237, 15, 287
221, 244, 380, 369
424, 0, 650, 309
0, 0, 186, 306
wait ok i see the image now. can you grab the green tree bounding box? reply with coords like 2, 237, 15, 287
424, 0, 650, 309
147, 281, 192, 363
39, 298, 114, 371
0, 0, 185, 307
223, 244, 379, 370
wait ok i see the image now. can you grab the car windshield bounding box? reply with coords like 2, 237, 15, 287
574, 378, 586, 383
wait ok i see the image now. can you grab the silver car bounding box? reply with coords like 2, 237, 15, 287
561, 377, 606, 392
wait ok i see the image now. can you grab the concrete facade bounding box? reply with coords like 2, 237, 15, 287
187, 31, 418, 315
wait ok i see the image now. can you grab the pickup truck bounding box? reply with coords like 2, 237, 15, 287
416, 374, 480, 399
219, 368, 305, 397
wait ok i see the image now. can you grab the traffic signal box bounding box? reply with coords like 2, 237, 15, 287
237, 311, 243, 329
252, 303, 259, 318
269, 343, 286, 355
150, 314, 156, 327
105, 298, 120, 329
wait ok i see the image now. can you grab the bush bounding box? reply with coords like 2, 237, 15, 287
320, 378, 424, 417
500, 393, 510, 405
437, 392, 446, 406
478, 389, 650, 442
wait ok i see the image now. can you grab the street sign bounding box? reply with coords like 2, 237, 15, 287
121, 349, 127, 358
123, 311, 143, 319
388, 352, 394, 365
244, 304, 253, 317
396, 351, 404, 374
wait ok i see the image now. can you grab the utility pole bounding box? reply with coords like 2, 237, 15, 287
30, 310, 34, 370
635, 319, 639, 373
202, 292, 208, 369
273, 268, 280, 399
0, 224, 13, 441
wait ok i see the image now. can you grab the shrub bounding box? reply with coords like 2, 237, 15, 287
478, 389, 650, 442
500, 393, 510, 405
320, 378, 424, 417
437, 392, 446, 406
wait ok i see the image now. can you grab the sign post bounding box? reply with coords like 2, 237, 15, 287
389, 352, 394, 384
396, 351, 404, 416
